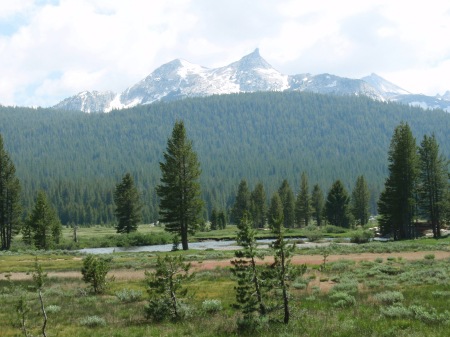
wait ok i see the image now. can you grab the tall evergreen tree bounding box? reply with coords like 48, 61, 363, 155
24, 191, 62, 250
232, 180, 251, 224
295, 172, 312, 227
378, 122, 418, 240
157, 121, 204, 250
250, 182, 266, 228
418, 134, 449, 238
311, 184, 324, 226
0, 134, 22, 250
268, 192, 283, 229
351, 175, 370, 226
278, 180, 295, 228
325, 180, 352, 228
210, 207, 218, 230
114, 173, 143, 234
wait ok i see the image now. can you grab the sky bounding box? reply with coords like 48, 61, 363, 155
1, 0, 450, 108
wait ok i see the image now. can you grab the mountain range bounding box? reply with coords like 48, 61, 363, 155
53, 48, 450, 113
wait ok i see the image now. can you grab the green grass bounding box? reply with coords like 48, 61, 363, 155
2, 244, 450, 336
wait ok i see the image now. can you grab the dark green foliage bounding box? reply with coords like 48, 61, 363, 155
113, 172, 142, 234
351, 175, 370, 226
156, 121, 204, 250
378, 123, 418, 240
217, 210, 227, 229
23, 191, 62, 249
0, 92, 449, 227
295, 172, 312, 227
278, 180, 295, 228
231, 180, 251, 224
325, 180, 352, 228
81, 254, 112, 294
210, 208, 218, 230
267, 192, 283, 229
231, 212, 266, 319
268, 216, 296, 324
311, 184, 325, 226
210, 208, 226, 230
0, 134, 21, 250
250, 182, 266, 228
145, 255, 192, 322
418, 134, 449, 238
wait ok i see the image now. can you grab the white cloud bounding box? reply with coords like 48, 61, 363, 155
0, 0, 450, 106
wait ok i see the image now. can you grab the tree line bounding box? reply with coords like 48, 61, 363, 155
1, 92, 449, 227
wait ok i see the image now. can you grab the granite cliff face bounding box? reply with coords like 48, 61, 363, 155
53, 49, 450, 113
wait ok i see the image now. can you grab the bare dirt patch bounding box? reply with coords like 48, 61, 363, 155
3, 250, 449, 281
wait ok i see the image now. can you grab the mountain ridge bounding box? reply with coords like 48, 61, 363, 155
53, 49, 450, 113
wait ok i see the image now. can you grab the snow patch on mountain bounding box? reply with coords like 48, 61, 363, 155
53, 50, 450, 113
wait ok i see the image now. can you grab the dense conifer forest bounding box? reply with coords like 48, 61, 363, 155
0, 92, 449, 225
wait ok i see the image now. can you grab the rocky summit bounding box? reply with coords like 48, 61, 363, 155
53, 49, 450, 113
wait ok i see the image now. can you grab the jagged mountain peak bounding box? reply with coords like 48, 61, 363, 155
232, 48, 273, 70
53, 50, 450, 113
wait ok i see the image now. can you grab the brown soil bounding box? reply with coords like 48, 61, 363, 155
3, 250, 449, 282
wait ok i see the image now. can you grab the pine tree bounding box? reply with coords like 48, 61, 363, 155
218, 210, 227, 229
114, 173, 142, 234
311, 184, 324, 226
268, 192, 283, 229
325, 180, 352, 228
231, 212, 266, 320
232, 180, 251, 224
278, 180, 295, 228
250, 182, 266, 228
295, 172, 312, 227
269, 216, 295, 324
24, 191, 62, 250
351, 175, 370, 226
418, 134, 449, 238
210, 207, 218, 230
157, 121, 204, 250
0, 134, 22, 250
378, 122, 418, 240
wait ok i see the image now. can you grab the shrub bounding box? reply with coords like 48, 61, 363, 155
410, 305, 450, 324
373, 291, 404, 305
81, 255, 113, 294
145, 298, 172, 322
329, 279, 358, 294
236, 315, 268, 334
201, 299, 223, 314
325, 225, 347, 234
350, 230, 374, 244
115, 288, 143, 302
79, 315, 106, 327
380, 305, 412, 319
305, 230, 324, 242
329, 292, 356, 307
424, 254, 435, 260
45, 305, 61, 314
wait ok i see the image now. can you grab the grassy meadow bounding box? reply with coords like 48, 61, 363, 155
1, 225, 450, 336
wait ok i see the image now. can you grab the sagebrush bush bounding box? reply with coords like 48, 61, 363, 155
380, 305, 412, 319
329, 291, 356, 307
79, 315, 106, 327
201, 299, 223, 314
373, 291, 404, 305
115, 288, 143, 302
329, 279, 358, 294
45, 305, 61, 314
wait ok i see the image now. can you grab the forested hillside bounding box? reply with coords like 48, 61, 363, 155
0, 92, 449, 225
